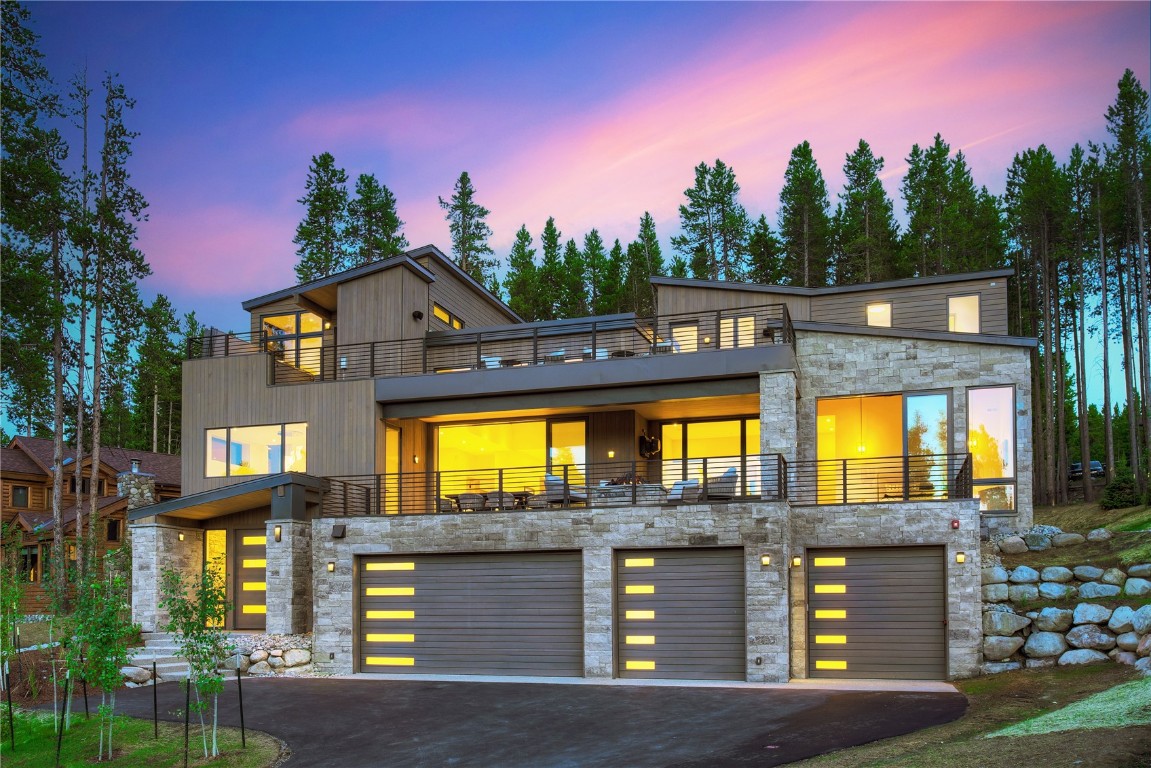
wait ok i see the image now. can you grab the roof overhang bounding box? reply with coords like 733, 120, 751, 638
651, 268, 1015, 297
128, 472, 329, 523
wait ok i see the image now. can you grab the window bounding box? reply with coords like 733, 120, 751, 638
68, 477, 107, 496
107, 519, 121, 542
866, 302, 892, 328
948, 295, 980, 333
432, 303, 464, 330
661, 418, 760, 492
968, 386, 1016, 511
20, 546, 38, 583
11, 485, 29, 508
205, 423, 307, 478
263, 310, 325, 374
719, 315, 756, 348
670, 322, 699, 353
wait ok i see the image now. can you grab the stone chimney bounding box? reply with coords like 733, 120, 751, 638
117, 460, 157, 511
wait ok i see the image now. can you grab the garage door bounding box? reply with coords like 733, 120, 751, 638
615, 548, 745, 681
357, 551, 584, 676
807, 546, 946, 680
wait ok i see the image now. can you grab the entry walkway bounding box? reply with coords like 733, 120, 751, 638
111, 676, 966, 767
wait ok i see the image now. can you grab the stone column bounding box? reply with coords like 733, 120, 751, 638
265, 519, 312, 635
130, 523, 203, 632
582, 546, 613, 678
759, 370, 798, 463
117, 470, 156, 510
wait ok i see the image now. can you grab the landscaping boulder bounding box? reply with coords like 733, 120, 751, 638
250, 649, 269, 663
983, 636, 1026, 661
1116, 632, 1141, 652
1009, 565, 1040, 584
267, 655, 285, 669
1023, 533, 1051, 551
1078, 582, 1121, 598
984, 611, 1031, 636
1025, 658, 1057, 670
1135, 657, 1151, 676
981, 661, 1022, 674
1133, 605, 1151, 635
1066, 624, 1116, 651
283, 648, 312, 667
1040, 566, 1074, 583
225, 653, 251, 673
1035, 607, 1074, 632
1073, 565, 1105, 581
1111, 651, 1138, 667
1008, 584, 1039, 602
1058, 649, 1109, 666
982, 583, 1009, 602
997, 536, 1028, 555
1038, 582, 1075, 600
247, 661, 273, 675
270, 649, 284, 657
1052, 533, 1086, 548
1124, 578, 1151, 597
1073, 603, 1113, 625
121, 666, 153, 684
1137, 634, 1151, 658
1128, 563, 1151, 579
982, 566, 1009, 585
1086, 528, 1112, 542
1023, 632, 1067, 659
1101, 568, 1128, 587
1108, 606, 1135, 634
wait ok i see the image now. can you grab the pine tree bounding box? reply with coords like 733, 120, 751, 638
536, 217, 563, 321
583, 229, 614, 315
503, 225, 539, 320
599, 239, 626, 315
438, 171, 497, 288
625, 212, 663, 316
778, 141, 832, 287
746, 215, 785, 285
347, 173, 407, 267
557, 238, 587, 318
671, 160, 749, 281
833, 140, 900, 284
130, 294, 181, 452
294, 152, 349, 282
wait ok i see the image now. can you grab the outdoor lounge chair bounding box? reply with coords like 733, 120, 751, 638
456, 492, 485, 511
484, 491, 515, 510
666, 478, 701, 503
544, 473, 588, 505
705, 467, 738, 500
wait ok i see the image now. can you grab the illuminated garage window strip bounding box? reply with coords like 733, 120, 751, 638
815, 660, 847, 670
242, 536, 267, 546
242, 605, 266, 614
242, 582, 267, 592
625, 610, 655, 620
812, 557, 846, 567
366, 634, 415, 643
625, 635, 656, 645
366, 610, 415, 620
625, 585, 655, 594
624, 558, 654, 567
365, 587, 415, 596
242, 559, 266, 569
365, 562, 415, 571
814, 609, 847, 619
815, 635, 847, 644
625, 660, 655, 671
365, 657, 415, 667
813, 584, 846, 594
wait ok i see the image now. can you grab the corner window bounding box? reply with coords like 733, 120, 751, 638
263, 310, 325, 375
866, 302, 892, 328
948, 295, 980, 333
432, 302, 465, 330
206, 423, 307, 478
968, 386, 1015, 511
11, 485, 29, 508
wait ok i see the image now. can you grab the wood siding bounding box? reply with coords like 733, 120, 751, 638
810, 278, 1008, 334
417, 255, 519, 329
335, 267, 423, 346
182, 355, 378, 494
657, 284, 811, 321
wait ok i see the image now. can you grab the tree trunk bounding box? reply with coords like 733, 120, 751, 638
1098, 182, 1115, 482
50, 225, 67, 610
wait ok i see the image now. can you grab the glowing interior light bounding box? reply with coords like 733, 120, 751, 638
625, 610, 656, 620
241, 605, 266, 614
625, 660, 656, 670
815, 635, 847, 644
365, 657, 415, 666
366, 610, 415, 620
815, 660, 847, 670
241, 582, 267, 592
241, 559, 266, 569
812, 557, 846, 567
241, 536, 267, 546
365, 587, 415, 596
814, 610, 847, 619
624, 558, 655, 567
814, 584, 846, 594
625, 635, 656, 645
366, 634, 415, 643
366, 562, 415, 571
625, 585, 655, 594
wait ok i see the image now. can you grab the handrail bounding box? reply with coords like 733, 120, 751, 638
787, 452, 973, 506
321, 452, 786, 517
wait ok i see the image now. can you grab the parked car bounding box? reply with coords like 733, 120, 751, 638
1069, 461, 1105, 480
1089, 460, 1105, 478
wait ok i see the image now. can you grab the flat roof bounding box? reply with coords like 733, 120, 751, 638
651, 268, 1015, 297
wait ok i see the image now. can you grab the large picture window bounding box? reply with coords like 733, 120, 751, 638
968, 386, 1016, 511
263, 310, 325, 375
206, 423, 307, 478
948, 295, 980, 333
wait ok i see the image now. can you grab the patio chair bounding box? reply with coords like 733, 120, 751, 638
438, 498, 456, 513
544, 473, 588, 505
478, 356, 502, 369
456, 492, 485, 512
484, 491, 515, 510
543, 349, 566, 364
705, 467, 738, 500
666, 478, 701, 504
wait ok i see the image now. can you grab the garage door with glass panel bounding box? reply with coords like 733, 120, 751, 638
807, 546, 945, 680
615, 548, 745, 680
358, 552, 584, 675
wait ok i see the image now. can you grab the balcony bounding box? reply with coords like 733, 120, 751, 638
186, 304, 793, 387
321, 453, 787, 517
786, 453, 973, 506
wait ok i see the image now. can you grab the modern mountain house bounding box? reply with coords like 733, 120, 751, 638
130, 244, 1033, 682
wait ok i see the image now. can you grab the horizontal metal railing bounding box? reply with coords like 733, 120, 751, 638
321, 453, 786, 517
786, 452, 972, 506
186, 304, 793, 386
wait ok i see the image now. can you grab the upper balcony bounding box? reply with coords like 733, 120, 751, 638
187, 303, 794, 389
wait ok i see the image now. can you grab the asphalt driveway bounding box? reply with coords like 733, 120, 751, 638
109, 677, 966, 768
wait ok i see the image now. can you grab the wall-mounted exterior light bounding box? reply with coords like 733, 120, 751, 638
274, 525, 282, 542
178, 532, 185, 542
331, 524, 346, 539
791, 555, 802, 568
951, 519, 960, 530
760, 554, 772, 567
955, 552, 966, 564
327, 561, 335, 572
607, 450, 616, 459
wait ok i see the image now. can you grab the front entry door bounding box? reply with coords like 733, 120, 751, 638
234, 529, 267, 630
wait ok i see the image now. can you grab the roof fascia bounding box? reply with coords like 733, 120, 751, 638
651, 268, 1015, 297
241, 254, 435, 312
127, 472, 328, 521
414, 246, 524, 324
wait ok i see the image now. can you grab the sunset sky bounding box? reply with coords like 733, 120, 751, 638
29, 1, 1151, 343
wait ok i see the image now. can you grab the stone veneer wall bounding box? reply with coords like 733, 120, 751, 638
791, 330, 1034, 533
130, 523, 203, 632
265, 519, 312, 634
117, 471, 156, 510
788, 500, 983, 679
311, 502, 793, 681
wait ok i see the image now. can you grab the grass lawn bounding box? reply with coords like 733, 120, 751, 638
0, 707, 283, 768
1000, 502, 1151, 572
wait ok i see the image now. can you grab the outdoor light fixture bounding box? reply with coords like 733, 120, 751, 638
327, 562, 335, 573
760, 554, 772, 567
607, 450, 616, 459
324, 320, 332, 330
413, 455, 420, 465
412, 310, 424, 321
703, 336, 711, 345
331, 524, 346, 539
951, 519, 960, 530
791, 555, 802, 567
178, 532, 185, 542
955, 552, 966, 564
274, 525, 282, 542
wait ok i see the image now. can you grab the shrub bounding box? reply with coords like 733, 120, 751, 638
1100, 471, 1139, 510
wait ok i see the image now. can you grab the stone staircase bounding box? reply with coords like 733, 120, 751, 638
128, 632, 191, 683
